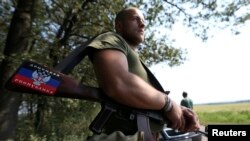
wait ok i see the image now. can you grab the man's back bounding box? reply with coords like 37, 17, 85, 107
181, 97, 193, 109
180, 92, 193, 109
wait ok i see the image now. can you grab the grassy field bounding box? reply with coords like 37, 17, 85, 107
193, 102, 250, 125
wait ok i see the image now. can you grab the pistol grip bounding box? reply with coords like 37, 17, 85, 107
89, 103, 116, 134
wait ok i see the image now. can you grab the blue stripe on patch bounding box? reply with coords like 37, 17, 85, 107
47, 78, 60, 87
18, 67, 60, 87
18, 67, 33, 78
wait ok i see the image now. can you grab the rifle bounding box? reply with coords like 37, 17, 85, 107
5, 60, 164, 140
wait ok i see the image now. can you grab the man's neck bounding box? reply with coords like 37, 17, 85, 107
116, 32, 140, 50
129, 44, 138, 50
125, 39, 139, 50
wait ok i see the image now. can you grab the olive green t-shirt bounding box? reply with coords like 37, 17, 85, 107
87, 32, 149, 82
87, 32, 163, 133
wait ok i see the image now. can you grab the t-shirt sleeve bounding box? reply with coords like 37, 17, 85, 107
87, 32, 128, 61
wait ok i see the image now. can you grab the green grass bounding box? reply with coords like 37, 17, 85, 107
193, 102, 250, 125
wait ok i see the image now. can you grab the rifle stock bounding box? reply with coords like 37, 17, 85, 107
5, 60, 164, 134
5, 60, 103, 102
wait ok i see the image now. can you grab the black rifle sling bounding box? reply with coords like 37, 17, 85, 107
54, 37, 96, 74
141, 61, 165, 92
136, 62, 166, 141
137, 114, 155, 141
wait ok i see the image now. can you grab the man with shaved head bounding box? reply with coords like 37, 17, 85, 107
87, 7, 200, 141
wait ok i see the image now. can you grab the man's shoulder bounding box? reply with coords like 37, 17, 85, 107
96, 31, 123, 40
93, 32, 127, 45
98, 31, 117, 36
88, 31, 129, 55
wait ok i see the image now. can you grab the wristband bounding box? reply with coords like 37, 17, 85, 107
162, 95, 173, 113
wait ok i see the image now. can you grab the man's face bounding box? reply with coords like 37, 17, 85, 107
117, 8, 145, 47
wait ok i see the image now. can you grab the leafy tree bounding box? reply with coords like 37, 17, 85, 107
0, 0, 36, 139
0, 0, 249, 140
127, 0, 250, 65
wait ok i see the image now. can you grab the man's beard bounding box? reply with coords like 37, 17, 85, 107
122, 32, 144, 47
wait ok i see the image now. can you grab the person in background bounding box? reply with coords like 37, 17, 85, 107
86, 7, 200, 141
180, 91, 194, 110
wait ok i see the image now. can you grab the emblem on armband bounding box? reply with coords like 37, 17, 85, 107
11, 61, 61, 95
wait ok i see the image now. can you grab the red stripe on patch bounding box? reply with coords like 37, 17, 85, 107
12, 74, 57, 95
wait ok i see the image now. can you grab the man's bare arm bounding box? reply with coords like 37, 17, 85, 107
92, 49, 166, 110
92, 49, 202, 132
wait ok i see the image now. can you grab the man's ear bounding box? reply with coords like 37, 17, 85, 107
115, 21, 122, 32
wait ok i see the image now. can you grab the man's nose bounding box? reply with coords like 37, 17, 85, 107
139, 19, 145, 28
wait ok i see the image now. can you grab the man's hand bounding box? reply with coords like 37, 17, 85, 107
181, 106, 200, 132
163, 100, 200, 132
163, 100, 185, 130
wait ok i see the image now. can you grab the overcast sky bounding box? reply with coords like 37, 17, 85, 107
150, 21, 250, 104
